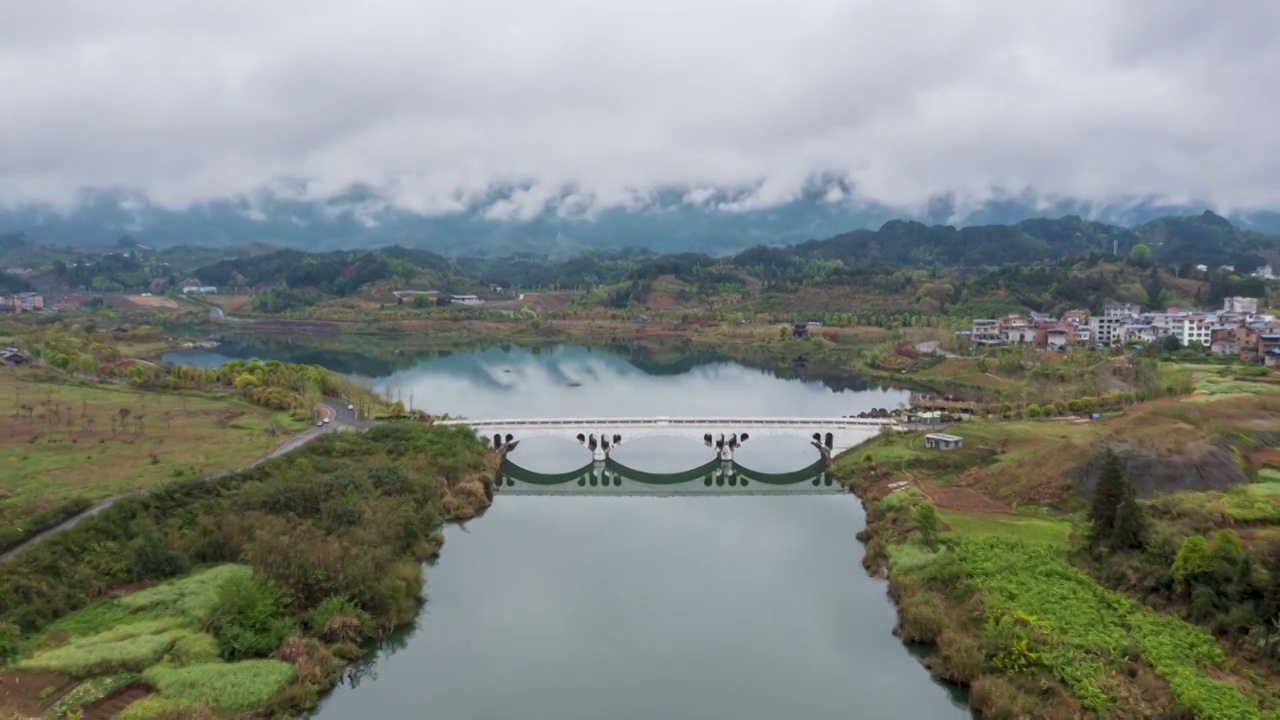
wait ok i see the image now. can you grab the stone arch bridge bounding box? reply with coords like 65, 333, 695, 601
435, 416, 898, 462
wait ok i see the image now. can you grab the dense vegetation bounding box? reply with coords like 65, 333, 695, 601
840, 377, 1280, 719
5, 212, 1278, 317
0, 423, 496, 715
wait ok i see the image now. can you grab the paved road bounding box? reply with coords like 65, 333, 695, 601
0, 400, 356, 563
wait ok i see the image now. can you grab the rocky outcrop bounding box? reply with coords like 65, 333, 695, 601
1074, 440, 1247, 499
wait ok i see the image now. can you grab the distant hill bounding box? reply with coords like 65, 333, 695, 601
182, 212, 1279, 310
5, 186, 1280, 258
735, 211, 1279, 274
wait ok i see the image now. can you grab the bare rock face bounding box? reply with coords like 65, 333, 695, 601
1074, 440, 1247, 499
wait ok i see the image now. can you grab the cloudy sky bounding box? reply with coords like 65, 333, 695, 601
1, 0, 1277, 217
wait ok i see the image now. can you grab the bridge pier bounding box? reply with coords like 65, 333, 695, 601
456, 417, 894, 464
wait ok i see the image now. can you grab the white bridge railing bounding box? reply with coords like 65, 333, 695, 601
436, 416, 894, 428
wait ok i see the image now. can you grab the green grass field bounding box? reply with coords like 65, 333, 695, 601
8, 565, 299, 716
937, 509, 1073, 545
0, 370, 308, 538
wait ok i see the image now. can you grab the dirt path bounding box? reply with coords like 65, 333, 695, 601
0, 401, 354, 563
84, 685, 151, 720
0, 670, 67, 719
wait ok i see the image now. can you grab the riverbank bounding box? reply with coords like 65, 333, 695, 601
0, 423, 499, 719
836, 390, 1280, 719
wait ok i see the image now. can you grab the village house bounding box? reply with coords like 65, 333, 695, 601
925, 433, 964, 450
963, 296, 1275, 364
1174, 318, 1214, 347
1062, 309, 1089, 326
1224, 296, 1259, 314
5, 293, 44, 312
1000, 315, 1036, 344
970, 318, 1001, 345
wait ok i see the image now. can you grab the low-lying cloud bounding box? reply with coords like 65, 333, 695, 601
1, 0, 1277, 217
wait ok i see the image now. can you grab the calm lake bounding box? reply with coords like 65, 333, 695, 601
163, 342, 971, 719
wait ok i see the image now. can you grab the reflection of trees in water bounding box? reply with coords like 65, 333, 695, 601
171, 330, 902, 395
333, 619, 419, 695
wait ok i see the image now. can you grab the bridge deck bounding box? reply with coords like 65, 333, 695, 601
438, 416, 894, 427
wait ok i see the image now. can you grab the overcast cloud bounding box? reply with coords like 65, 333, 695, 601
1, 0, 1277, 218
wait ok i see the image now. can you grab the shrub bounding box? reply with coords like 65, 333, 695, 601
114, 696, 212, 720
142, 660, 296, 711
130, 530, 191, 580
0, 621, 19, 660
117, 565, 254, 624
17, 631, 180, 675
170, 632, 222, 666
307, 596, 374, 644
210, 574, 293, 660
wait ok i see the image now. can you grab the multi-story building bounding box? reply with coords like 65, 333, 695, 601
1174, 319, 1213, 347
1223, 297, 1259, 314
1118, 324, 1161, 344
1104, 302, 1141, 318
1000, 315, 1036, 344
1089, 315, 1131, 346
971, 319, 1001, 345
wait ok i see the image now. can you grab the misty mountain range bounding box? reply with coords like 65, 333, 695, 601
5, 186, 1280, 258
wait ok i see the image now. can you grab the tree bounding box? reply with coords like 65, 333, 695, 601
1128, 243, 1153, 267
1089, 450, 1125, 543
1161, 334, 1182, 353
913, 502, 941, 549
1208, 529, 1245, 579
1089, 449, 1146, 551
1172, 535, 1212, 586
1109, 486, 1147, 550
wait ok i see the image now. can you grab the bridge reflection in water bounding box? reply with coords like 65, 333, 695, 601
499, 456, 838, 496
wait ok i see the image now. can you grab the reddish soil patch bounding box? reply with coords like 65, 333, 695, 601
84, 684, 151, 720
1250, 449, 1280, 469
645, 291, 684, 311
0, 670, 69, 719
920, 484, 1010, 513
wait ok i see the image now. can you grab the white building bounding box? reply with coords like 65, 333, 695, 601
1253, 264, 1274, 279
1223, 297, 1259, 314
1174, 319, 1213, 347
448, 294, 485, 305
1104, 302, 1141, 318
1119, 324, 1161, 344
181, 286, 218, 295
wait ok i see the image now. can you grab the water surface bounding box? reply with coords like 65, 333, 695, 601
165, 342, 966, 718
309, 495, 970, 720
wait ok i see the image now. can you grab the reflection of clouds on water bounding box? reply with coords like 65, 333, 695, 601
367, 345, 910, 419
731, 435, 820, 474
309, 494, 971, 720
506, 435, 822, 478
605, 437, 717, 475
504, 437, 593, 475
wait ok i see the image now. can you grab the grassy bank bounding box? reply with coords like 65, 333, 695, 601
0, 422, 497, 719
837, 389, 1280, 719
0, 367, 309, 552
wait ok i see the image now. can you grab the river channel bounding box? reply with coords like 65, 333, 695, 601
164, 342, 971, 719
